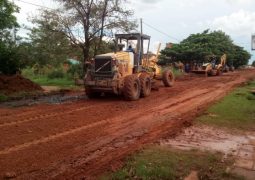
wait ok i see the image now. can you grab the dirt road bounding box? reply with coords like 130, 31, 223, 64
0, 70, 254, 179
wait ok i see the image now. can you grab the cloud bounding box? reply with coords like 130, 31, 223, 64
224, 0, 253, 5
140, 0, 164, 4
210, 10, 255, 37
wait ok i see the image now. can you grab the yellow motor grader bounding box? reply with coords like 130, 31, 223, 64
84, 33, 174, 101
192, 54, 227, 77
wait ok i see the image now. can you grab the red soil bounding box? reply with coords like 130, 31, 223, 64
0, 75, 42, 94
0, 70, 254, 179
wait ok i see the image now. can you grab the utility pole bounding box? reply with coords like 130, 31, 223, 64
252, 34, 255, 50
140, 18, 143, 35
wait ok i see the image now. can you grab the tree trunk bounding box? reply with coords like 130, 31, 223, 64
82, 46, 90, 74
94, 0, 108, 56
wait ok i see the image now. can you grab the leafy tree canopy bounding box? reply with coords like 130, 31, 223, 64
0, 0, 19, 30
252, 61, 255, 67
24, 12, 74, 67
43, 0, 137, 71
160, 30, 251, 68
0, 0, 22, 75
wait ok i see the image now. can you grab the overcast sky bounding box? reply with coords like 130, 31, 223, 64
14, 0, 255, 63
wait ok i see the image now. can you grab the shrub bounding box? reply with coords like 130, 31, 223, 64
0, 42, 24, 75
252, 61, 255, 67
247, 94, 255, 101
22, 68, 34, 78
67, 64, 83, 79
0, 93, 8, 102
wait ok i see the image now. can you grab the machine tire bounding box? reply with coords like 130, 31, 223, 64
225, 66, 230, 73
207, 70, 213, 76
86, 87, 101, 98
216, 68, 223, 76
230, 66, 235, 72
162, 69, 174, 87
139, 73, 151, 97
123, 75, 141, 101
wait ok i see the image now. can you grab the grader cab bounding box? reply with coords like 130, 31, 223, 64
84, 33, 174, 101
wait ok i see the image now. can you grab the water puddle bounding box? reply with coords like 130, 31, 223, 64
0, 92, 87, 107
160, 125, 255, 157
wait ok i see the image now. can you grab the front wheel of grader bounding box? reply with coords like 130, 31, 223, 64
216, 68, 223, 76
139, 73, 152, 97
123, 75, 141, 101
162, 69, 175, 87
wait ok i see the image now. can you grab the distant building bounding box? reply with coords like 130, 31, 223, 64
252, 35, 255, 50
67, 58, 80, 65
166, 43, 174, 49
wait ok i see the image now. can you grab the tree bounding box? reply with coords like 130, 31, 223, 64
0, 0, 19, 31
252, 61, 255, 67
160, 30, 251, 68
0, 0, 22, 75
43, 0, 137, 71
25, 13, 75, 67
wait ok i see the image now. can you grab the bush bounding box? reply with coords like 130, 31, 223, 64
67, 64, 83, 79
0, 93, 8, 102
47, 69, 64, 79
247, 94, 255, 101
252, 61, 255, 67
0, 41, 24, 75
22, 68, 35, 78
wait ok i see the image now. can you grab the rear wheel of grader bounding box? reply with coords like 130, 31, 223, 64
139, 73, 151, 97
123, 75, 141, 101
162, 69, 174, 87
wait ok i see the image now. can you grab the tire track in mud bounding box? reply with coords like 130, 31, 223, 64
0, 106, 94, 128
0, 70, 254, 179
64, 76, 250, 179
0, 88, 213, 156
24, 81, 239, 179
0, 105, 66, 120
0, 120, 110, 155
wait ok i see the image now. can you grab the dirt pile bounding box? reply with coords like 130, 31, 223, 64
0, 75, 43, 94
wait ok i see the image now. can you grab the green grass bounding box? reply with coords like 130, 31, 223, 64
22, 68, 76, 88
160, 66, 184, 77
101, 146, 243, 180
197, 80, 255, 130
172, 67, 183, 77
31, 76, 75, 88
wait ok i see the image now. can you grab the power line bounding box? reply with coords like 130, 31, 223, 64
14, 0, 55, 10
15, 0, 181, 43
142, 20, 181, 43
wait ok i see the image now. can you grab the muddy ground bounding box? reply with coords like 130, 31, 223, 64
0, 70, 254, 179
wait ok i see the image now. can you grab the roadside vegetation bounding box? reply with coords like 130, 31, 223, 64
102, 146, 243, 180
101, 80, 255, 180
22, 64, 83, 88
0, 93, 8, 102
172, 68, 183, 77
160, 30, 251, 68
197, 80, 255, 130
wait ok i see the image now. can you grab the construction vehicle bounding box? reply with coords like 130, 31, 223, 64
192, 54, 227, 77
229, 66, 235, 72
84, 33, 174, 101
